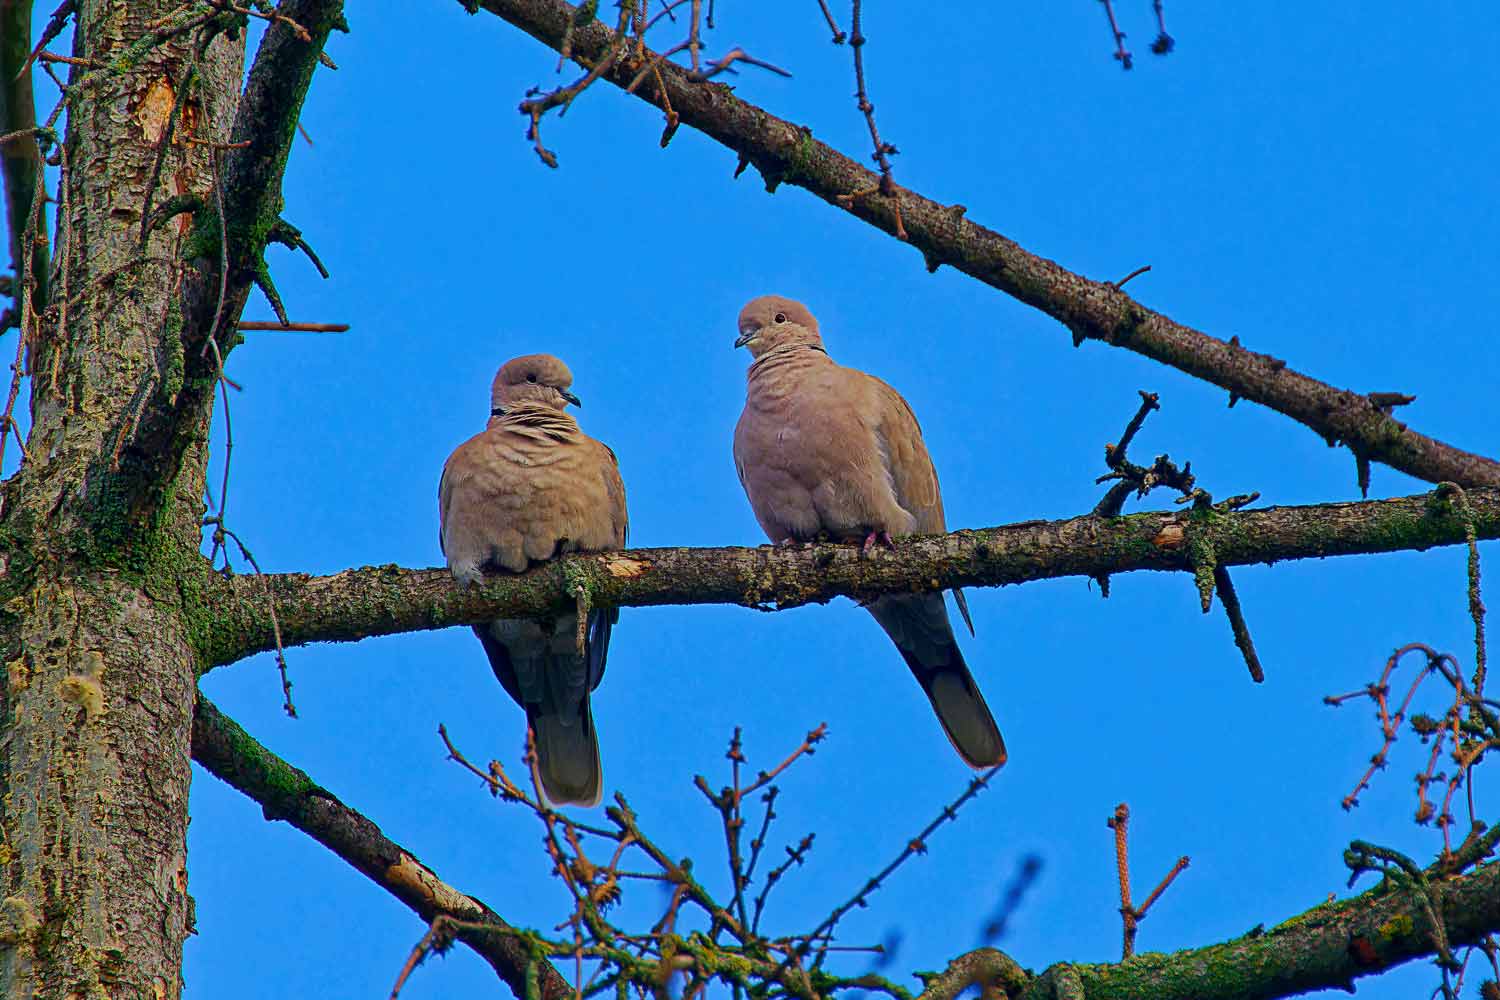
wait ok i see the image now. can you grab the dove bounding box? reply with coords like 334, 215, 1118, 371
731, 295, 1005, 768
439, 354, 628, 806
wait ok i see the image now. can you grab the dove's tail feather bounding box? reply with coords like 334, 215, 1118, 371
528, 697, 603, 808
865, 593, 1007, 768
918, 657, 1007, 768
475, 613, 610, 809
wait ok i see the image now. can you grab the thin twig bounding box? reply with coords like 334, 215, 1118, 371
211, 519, 296, 717
1135, 856, 1190, 917
1112, 264, 1151, 289
1108, 804, 1135, 958
1213, 564, 1264, 682
1150, 0, 1174, 55
1098, 0, 1132, 69
812, 0, 845, 43
236, 320, 348, 332
688, 47, 791, 82
1107, 803, 1189, 959
389, 916, 461, 1000
797, 764, 1002, 967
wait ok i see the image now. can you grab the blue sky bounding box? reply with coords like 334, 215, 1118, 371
14, 3, 1500, 997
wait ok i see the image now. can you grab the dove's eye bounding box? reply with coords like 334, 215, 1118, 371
526, 374, 538, 383
774, 312, 787, 323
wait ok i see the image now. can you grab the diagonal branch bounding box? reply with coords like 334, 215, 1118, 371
113, 0, 345, 532
468, 0, 1500, 491
196, 688, 1500, 1000
199, 485, 1500, 670
191, 695, 572, 1000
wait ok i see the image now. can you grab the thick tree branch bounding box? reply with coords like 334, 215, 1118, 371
1013, 856, 1500, 999
468, 0, 1500, 491
200, 485, 1500, 669
115, 0, 345, 532
191, 695, 572, 1000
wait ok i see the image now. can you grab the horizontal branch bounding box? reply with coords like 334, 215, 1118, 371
199, 485, 1500, 669
471, 0, 1500, 491
191, 696, 572, 1000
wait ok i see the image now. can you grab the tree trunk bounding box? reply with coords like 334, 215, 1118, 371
0, 2, 241, 994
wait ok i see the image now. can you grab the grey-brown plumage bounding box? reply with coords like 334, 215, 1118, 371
731, 296, 1005, 768
439, 354, 628, 806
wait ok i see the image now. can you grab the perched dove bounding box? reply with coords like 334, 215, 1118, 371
439, 354, 628, 806
732, 296, 1005, 768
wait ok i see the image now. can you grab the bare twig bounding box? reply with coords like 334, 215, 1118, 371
1150, 0, 1175, 54
798, 764, 1002, 966
14, 1, 74, 81
236, 320, 348, 332
688, 47, 791, 82
389, 916, 461, 1000
1098, 0, 1132, 69
848, 0, 895, 185
812, 0, 846, 43
1213, 564, 1264, 683
1326, 643, 1500, 863
208, 517, 296, 717
694, 724, 827, 935
981, 854, 1044, 944
1112, 264, 1151, 289
1107, 803, 1190, 958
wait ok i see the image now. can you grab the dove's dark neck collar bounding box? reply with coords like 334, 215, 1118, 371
748, 343, 829, 377
753, 342, 827, 363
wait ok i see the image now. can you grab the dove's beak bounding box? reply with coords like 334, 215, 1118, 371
560, 389, 582, 407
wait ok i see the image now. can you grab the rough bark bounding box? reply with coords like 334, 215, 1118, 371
0, 3, 242, 996
468, 0, 1500, 492
0, 1, 338, 995
200, 485, 1500, 670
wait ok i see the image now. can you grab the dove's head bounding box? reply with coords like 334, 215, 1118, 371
734, 295, 823, 358
490, 354, 582, 414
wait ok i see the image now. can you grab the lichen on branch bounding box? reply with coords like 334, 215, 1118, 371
199, 485, 1500, 670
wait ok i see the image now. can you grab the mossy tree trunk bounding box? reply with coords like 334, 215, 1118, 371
0, 2, 1496, 998
0, 1, 242, 995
